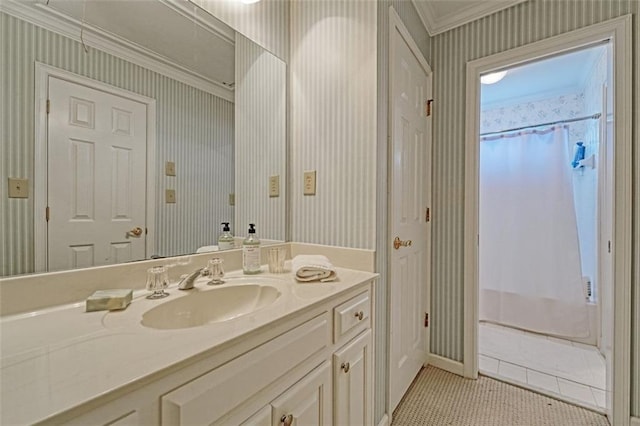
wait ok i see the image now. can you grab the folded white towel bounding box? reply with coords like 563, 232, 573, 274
196, 245, 219, 254
292, 255, 337, 282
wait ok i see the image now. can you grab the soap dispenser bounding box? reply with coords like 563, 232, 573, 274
218, 222, 235, 251
242, 223, 261, 274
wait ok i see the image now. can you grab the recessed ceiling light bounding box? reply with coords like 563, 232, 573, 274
481, 70, 508, 85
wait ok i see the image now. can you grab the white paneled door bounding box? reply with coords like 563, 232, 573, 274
388, 13, 432, 413
47, 76, 147, 271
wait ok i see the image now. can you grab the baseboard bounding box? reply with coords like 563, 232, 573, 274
377, 413, 389, 426
427, 353, 465, 376
630, 416, 640, 426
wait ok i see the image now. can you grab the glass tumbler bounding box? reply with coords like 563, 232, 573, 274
268, 247, 286, 273
146, 265, 170, 299
207, 258, 225, 285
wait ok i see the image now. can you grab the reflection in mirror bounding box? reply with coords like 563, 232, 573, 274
0, 0, 286, 277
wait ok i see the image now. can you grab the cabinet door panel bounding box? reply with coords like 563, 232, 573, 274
333, 330, 372, 426
271, 362, 332, 426
240, 405, 272, 426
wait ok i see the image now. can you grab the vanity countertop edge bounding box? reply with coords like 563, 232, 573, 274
0, 266, 378, 425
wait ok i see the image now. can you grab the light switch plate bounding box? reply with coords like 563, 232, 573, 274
165, 161, 176, 176
269, 175, 280, 197
303, 170, 316, 195
229, 193, 235, 206
166, 189, 176, 203
8, 178, 29, 198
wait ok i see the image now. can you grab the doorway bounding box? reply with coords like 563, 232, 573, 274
463, 16, 632, 426
477, 44, 610, 412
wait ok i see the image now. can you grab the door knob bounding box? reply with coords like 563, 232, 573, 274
128, 227, 143, 237
280, 414, 293, 426
393, 236, 412, 250
341, 362, 350, 373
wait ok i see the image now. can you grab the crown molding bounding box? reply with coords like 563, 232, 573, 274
0, 0, 234, 102
412, 0, 528, 36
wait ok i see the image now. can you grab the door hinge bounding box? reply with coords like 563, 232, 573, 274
425, 99, 433, 117
424, 312, 429, 328
608, 240, 611, 253
45, 206, 50, 222
145, 227, 148, 235
425, 207, 431, 222
46, 99, 50, 114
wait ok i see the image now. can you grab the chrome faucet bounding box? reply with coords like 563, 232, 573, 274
177, 267, 209, 290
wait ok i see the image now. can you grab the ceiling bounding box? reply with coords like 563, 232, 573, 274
411, 0, 528, 36
480, 45, 607, 109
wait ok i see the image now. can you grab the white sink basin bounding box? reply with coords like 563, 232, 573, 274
141, 285, 280, 330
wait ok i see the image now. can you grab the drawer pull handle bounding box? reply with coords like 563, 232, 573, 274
281, 414, 293, 425
354, 311, 364, 320
341, 362, 350, 373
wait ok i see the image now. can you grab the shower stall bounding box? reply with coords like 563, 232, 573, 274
478, 123, 597, 340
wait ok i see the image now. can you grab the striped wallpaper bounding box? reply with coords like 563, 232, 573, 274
290, 0, 377, 250
0, 12, 234, 275
191, 0, 289, 62
235, 33, 286, 240
427, 0, 639, 415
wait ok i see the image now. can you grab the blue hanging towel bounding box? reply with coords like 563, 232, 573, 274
571, 141, 585, 168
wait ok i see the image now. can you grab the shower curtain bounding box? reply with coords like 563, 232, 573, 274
479, 126, 589, 338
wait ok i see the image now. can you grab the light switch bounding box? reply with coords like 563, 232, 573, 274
229, 193, 235, 206
303, 170, 316, 196
166, 189, 176, 203
165, 161, 176, 176
8, 178, 29, 198
269, 175, 280, 197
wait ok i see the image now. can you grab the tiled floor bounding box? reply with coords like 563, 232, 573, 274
479, 322, 607, 412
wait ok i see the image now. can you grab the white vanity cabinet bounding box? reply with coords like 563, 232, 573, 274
50, 281, 374, 426
333, 329, 372, 426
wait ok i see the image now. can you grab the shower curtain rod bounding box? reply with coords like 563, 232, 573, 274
479, 113, 602, 137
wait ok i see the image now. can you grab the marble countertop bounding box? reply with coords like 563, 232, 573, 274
0, 265, 377, 425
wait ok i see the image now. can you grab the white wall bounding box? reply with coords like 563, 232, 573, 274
235, 33, 286, 240
290, 0, 377, 250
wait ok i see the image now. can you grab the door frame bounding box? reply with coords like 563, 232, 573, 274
387, 5, 433, 420
463, 16, 632, 425
34, 63, 157, 272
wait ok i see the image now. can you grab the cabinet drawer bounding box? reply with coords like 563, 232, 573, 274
333, 290, 370, 342
162, 313, 330, 425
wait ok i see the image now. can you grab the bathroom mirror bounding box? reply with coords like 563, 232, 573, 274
0, 0, 286, 277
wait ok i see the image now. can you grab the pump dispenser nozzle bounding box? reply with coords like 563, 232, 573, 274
248, 223, 256, 234
218, 222, 234, 250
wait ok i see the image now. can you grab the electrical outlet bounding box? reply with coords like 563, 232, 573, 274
229, 193, 235, 206
269, 175, 280, 197
8, 178, 29, 198
165, 161, 176, 176
303, 170, 316, 195
166, 189, 176, 203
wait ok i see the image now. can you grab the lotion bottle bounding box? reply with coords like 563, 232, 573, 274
242, 223, 261, 274
218, 222, 234, 251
